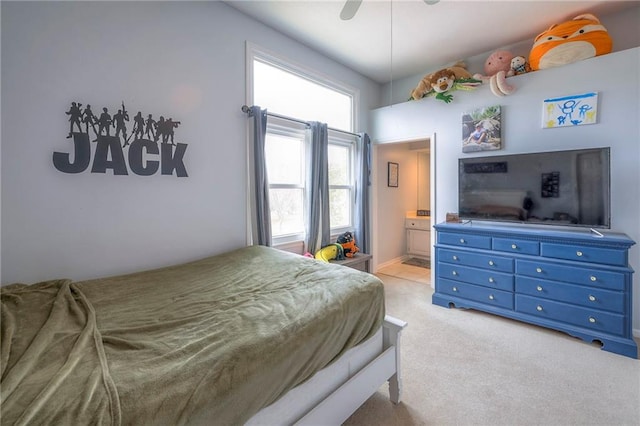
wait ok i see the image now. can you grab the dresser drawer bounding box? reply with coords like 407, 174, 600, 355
515, 295, 625, 336
516, 276, 624, 313
437, 248, 514, 273
438, 232, 491, 249
405, 218, 430, 230
516, 260, 625, 291
439, 278, 514, 309
493, 237, 540, 255
438, 263, 514, 291
541, 243, 627, 267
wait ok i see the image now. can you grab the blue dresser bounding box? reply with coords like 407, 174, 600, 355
432, 222, 637, 358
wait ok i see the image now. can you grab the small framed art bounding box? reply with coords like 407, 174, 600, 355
388, 162, 399, 187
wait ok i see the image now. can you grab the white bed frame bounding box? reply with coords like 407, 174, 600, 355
246, 315, 407, 425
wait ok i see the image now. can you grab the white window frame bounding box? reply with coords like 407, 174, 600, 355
245, 42, 359, 132
246, 42, 360, 246
266, 117, 308, 244
327, 132, 357, 237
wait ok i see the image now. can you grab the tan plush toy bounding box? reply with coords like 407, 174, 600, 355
507, 56, 531, 76
410, 62, 479, 103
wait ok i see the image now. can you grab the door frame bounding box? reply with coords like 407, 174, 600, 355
371, 132, 437, 287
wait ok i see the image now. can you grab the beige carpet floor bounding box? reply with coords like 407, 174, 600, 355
344, 267, 640, 426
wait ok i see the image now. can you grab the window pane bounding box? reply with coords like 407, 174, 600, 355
330, 188, 351, 228
269, 188, 305, 237
254, 60, 352, 131
265, 134, 303, 185
328, 144, 349, 186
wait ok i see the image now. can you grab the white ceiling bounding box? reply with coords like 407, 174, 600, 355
226, 0, 637, 83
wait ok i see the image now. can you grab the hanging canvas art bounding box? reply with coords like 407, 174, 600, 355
461, 105, 502, 153
542, 92, 598, 128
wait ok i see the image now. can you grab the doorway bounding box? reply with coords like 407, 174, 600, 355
371, 134, 436, 286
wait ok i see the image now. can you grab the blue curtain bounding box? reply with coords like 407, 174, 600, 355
306, 122, 330, 254
248, 106, 272, 246
354, 133, 371, 254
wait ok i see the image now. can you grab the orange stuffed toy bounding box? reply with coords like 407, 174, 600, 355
529, 13, 612, 71
336, 231, 359, 258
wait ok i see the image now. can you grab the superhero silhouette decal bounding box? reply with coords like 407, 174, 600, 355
54, 101, 188, 177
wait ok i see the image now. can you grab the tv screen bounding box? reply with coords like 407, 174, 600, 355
458, 148, 610, 228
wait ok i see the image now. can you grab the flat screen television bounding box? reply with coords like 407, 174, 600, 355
458, 147, 610, 228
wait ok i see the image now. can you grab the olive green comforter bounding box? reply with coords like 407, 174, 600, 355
1, 246, 385, 425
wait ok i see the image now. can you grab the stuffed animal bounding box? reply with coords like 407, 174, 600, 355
529, 13, 612, 71
483, 50, 514, 76
473, 50, 517, 97
336, 231, 360, 258
409, 62, 480, 103
315, 243, 345, 262
507, 55, 531, 76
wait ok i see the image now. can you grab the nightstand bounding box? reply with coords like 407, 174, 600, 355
330, 253, 372, 273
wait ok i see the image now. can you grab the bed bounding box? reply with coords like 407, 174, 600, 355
1, 245, 406, 425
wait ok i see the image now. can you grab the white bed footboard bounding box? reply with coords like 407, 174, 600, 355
247, 315, 407, 426
382, 315, 407, 405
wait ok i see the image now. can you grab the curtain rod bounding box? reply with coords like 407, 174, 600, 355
241, 105, 360, 138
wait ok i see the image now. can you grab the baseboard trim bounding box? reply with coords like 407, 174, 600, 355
374, 256, 410, 272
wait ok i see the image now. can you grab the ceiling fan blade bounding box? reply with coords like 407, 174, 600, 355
340, 0, 362, 21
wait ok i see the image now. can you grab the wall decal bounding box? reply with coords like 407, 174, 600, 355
54, 101, 188, 177
542, 92, 598, 128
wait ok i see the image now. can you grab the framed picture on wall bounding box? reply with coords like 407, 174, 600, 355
388, 162, 399, 187
461, 105, 502, 153
542, 92, 598, 128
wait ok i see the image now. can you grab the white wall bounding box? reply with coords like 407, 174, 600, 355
374, 143, 419, 265
0, 1, 381, 284
381, 5, 640, 107
370, 47, 640, 332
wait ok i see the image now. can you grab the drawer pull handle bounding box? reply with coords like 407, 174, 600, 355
452, 271, 458, 276
576, 251, 583, 257
452, 286, 458, 292
452, 255, 458, 261
488, 277, 495, 283
590, 276, 597, 282
536, 286, 543, 292
511, 244, 517, 249
588, 316, 596, 323
588, 295, 596, 302
536, 305, 543, 312
488, 260, 494, 266
536, 267, 543, 273
460, 238, 466, 244
488, 294, 494, 300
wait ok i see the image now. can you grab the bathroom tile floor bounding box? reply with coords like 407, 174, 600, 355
376, 261, 431, 285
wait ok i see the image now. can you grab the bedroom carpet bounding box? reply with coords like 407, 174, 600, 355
344, 270, 640, 426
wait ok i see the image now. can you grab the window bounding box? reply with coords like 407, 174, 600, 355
253, 59, 353, 131
328, 140, 353, 230
264, 119, 307, 240
251, 46, 358, 244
